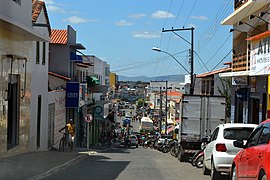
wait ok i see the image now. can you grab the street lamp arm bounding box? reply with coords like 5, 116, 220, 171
160, 50, 190, 74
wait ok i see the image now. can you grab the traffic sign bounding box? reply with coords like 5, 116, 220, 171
85, 114, 93, 123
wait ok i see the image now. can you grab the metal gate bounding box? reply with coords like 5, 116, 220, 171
48, 103, 55, 149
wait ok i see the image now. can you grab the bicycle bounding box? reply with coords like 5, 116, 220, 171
59, 132, 72, 152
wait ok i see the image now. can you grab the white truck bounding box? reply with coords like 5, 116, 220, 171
177, 94, 226, 162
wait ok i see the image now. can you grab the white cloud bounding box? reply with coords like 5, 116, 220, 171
47, 5, 66, 13
151, 10, 175, 19
115, 20, 133, 26
62, 16, 89, 24
129, 13, 146, 19
187, 24, 196, 28
43, 0, 55, 4
190, 16, 208, 21
132, 31, 161, 39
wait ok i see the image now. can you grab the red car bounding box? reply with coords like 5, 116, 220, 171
231, 119, 270, 180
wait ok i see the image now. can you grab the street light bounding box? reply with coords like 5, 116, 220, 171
152, 47, 190, 74
249, 14, 270, 25
238, 21, 264, 33
229, 28, 251, 36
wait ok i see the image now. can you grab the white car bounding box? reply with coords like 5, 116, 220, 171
129, 135, 138, 148
203, 123, 257, 179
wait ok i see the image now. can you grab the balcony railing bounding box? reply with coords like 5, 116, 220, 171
232, 51, 250, 72
234, 0, 249, 10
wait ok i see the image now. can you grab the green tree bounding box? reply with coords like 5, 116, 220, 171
136, 98, 144, 108
217, 77, 231, 120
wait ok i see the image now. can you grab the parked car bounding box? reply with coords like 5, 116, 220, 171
231, 119, 270, 180
203, 123, 257, 179
129, 135, 139, 148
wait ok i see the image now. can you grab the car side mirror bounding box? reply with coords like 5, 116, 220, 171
233, 140, 245, 148
201, 137, 209, 143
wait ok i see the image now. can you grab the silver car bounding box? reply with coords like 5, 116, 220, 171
202, 123, 257, 180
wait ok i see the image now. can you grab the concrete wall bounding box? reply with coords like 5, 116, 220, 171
0, 28, 33, 157
0, 0, 32, 28
29, 7, 50, 151
48, 91, 66, 149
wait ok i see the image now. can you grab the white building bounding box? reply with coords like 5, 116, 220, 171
0, 0, 50, 156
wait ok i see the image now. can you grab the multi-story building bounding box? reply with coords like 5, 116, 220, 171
220, 0, 270, 124
0, 0, 50, 157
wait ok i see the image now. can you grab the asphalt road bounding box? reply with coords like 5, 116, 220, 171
43, 146, 230, 180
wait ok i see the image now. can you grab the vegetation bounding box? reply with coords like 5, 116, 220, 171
217, 77, 231, 120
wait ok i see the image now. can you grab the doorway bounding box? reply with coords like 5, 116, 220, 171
7, 74, 20, 150
250, 98, 260, 124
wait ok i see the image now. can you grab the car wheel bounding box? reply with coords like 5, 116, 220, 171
231, 165, 237, 180
211, 160, 221, 180
202, 162, 210, 175
259, 171, 267, 180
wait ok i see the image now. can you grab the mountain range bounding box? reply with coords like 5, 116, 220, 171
118, 74, 185, 82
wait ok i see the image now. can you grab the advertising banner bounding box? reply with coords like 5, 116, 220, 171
248, 32, 270, 75
66, 82, 79, 108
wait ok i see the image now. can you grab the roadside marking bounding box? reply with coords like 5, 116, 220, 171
27, 155, 86, 180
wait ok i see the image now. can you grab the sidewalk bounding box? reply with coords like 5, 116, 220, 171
0, 146, 111, 180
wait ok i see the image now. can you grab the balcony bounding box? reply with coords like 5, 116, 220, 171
222, 0, 269, 25
232, 51, 250, 72
234, 0, 248, 10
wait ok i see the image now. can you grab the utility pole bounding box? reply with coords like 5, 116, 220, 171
159, 87, 162, 134
165, 80, 168, 135
162, 27, 195, 94
151, 80, 168, 134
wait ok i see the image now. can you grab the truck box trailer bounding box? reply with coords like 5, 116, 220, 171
177, 94, 226, 162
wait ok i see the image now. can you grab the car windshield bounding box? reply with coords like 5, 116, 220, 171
223, 127, 254, 140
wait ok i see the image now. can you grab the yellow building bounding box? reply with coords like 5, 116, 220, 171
110, 72, 117, 90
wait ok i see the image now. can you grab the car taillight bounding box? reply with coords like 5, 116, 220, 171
216, 143, 227, 152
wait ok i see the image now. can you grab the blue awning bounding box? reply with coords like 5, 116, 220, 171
70, 52, 83, 61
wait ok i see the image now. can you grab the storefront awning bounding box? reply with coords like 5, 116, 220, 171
70, 52, 83, 61
219, 71, 250, 77
86, 76, 100, 86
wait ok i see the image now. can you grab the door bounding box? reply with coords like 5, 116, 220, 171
48, 103, 55, 149
7, 74, 20, 150
204, 127, 219, 169
250, 98, 259, 124
247, 127, 270, 178
238, 126, 262, 178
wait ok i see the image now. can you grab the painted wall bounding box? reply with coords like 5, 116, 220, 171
48, 91, 66, 149
29, 7, 50, 151
0, 28, 32, 157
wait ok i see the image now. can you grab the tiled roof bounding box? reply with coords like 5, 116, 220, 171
196, 67, 231, 78
246, 30, 270, 41
165, 91, 182, 97
32, 0, 51, 34
76, 63, 91, 68
48, 72, 71, 81
50, 29, 68, 44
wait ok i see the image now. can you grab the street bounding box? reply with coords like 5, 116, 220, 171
42, 146, 229, 180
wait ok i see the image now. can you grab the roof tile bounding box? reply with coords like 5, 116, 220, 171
50, 29, 68, 44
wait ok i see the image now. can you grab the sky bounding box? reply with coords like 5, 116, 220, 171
44, 0, 234, 77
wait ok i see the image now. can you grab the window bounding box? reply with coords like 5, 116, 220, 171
37, 95, 42, 148
42, 42, 46, 65
258, 127, 270, 145
246, 126, 262, 147
223, 127, 254, 141
210, 127, 219, 141
36, 42, 40, 64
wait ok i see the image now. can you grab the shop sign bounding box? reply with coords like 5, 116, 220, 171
66, 82, 79, 108
249, 33, 270, 75
232, 77, 247, 85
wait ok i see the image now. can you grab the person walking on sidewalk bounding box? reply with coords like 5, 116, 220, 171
59, 119, 76, 151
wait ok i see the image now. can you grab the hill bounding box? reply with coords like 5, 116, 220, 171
118, 74, 185, 82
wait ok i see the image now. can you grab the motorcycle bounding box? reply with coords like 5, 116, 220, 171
169, 140, 178, 157
143, 139, 154, 149
190, 137, 208, 168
